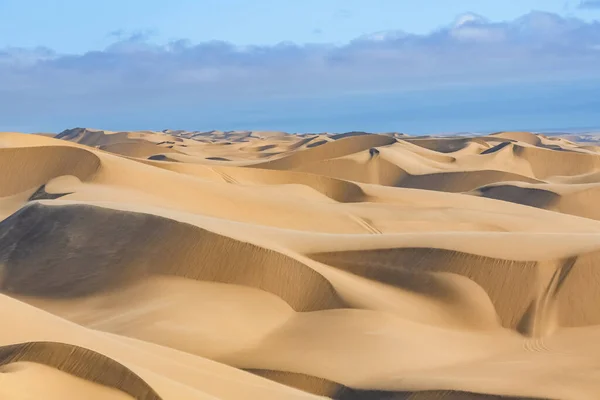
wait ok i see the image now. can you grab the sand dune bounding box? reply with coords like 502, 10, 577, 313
2, 128, 600, 399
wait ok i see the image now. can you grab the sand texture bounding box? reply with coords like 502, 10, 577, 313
2, 128, 600, 399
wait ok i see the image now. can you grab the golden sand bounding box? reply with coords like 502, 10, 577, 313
1, 127, 600, 399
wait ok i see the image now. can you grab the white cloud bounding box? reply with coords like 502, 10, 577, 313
450, 26, 506, 42
452, 13, 489, 28
354, 30, 409, 42
0, 47, 56, 66
0, 11, 599, 126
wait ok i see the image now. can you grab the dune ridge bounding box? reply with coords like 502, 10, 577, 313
2, 128, 600, 399
0, 341, 163, 400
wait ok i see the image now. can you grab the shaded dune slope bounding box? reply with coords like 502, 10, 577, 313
249, 370, 546, 399
471, 181, 600, 221
249, 134, 397, 170
0, 341, 162, 400
0, 202, 343, 311
100, 142, 180, 158
308, 248, 600, 332
402, 137, 481, 153
471, 184, 560, 209
0, 146, 100, 196
397, 170, 539, 193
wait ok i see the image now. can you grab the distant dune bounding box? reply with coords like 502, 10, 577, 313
2, 127, 600, 399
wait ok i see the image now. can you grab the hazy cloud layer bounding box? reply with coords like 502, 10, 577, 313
1, 11, 599, 131
579, 1, 600, 9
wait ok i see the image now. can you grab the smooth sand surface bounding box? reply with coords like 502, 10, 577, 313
3, 128, 600, 399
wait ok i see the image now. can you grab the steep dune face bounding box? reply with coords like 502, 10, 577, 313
0, 342, 163, 400
309, 248, 600, 333
2, 129, 600, 399
471, 184, 560, 209
0, 202, 343, 311
100, 142, 181, 158
0, 146, 100, 196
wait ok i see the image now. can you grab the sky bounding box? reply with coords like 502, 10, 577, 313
1, 0, 598, 51
1, 0, 600, 133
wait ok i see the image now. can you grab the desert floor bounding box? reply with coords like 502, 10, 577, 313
2, 128, 600, 399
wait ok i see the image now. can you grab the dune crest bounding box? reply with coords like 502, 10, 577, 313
2, 128, 600, 399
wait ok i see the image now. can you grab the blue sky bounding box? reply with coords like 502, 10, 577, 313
1, 0, 600, 133
1, 0, 598, 51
